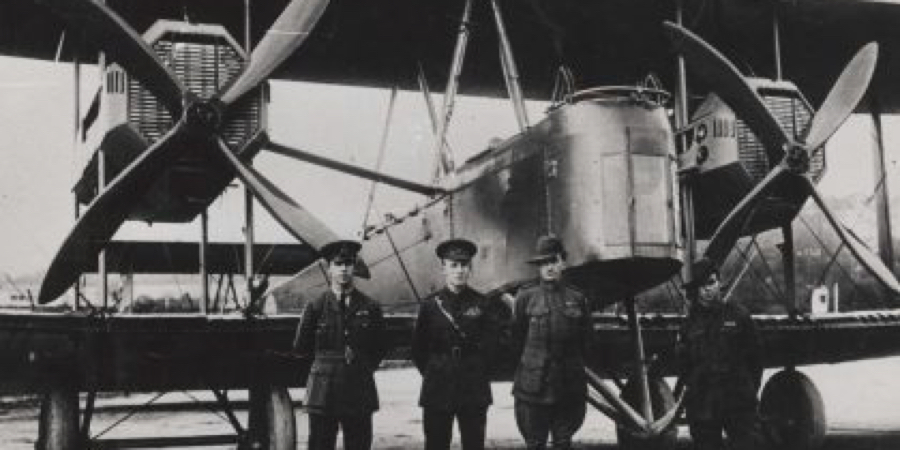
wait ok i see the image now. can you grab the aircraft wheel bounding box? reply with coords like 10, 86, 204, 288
246, 385, 296, 450
36, 385, 79, 450
616, 376, 678, 450
760, 369, 826, 450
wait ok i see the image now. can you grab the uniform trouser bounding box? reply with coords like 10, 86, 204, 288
688, 410, 765, 450
422, 406, 488, 450
514, 398, 586, 450
307, 412, 373, 450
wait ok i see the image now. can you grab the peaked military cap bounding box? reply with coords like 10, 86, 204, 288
527, 235, 567, 264
320, 240, 362, 263
682, 257, 720, 289
435, 238, 478, 261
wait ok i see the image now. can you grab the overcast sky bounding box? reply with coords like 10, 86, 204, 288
0, 55, 897, 279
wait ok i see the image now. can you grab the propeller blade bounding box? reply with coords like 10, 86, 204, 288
219, 0, 330, 106
801, 177, 900, 295
265, 141, 446, 196
662, 22, 791, 159
702, 165, 788, 266
214, 138, 338, 249
803, 43, 878, 150
38, 123, 187, 303
37, 0, 186, 117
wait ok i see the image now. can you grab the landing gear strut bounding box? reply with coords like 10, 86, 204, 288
35, 383, 297, 449
617, 376, 678, 450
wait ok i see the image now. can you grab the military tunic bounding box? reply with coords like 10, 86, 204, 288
293, 289, 386, 450
511, 281, 593, 450
412, 286, 503, 450
412, 286, 502, 409
680, 302, 763, 450
511, 281, 593, 404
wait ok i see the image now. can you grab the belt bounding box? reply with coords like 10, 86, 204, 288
434, 344, 477, 359
314, 351, 345, 360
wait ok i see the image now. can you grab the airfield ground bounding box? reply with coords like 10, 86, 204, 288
1, 357, 899, 448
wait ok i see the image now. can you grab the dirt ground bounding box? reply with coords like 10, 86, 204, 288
1, 357, 900, 449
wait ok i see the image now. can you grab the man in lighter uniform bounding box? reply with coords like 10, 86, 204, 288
511, 235, 594, 450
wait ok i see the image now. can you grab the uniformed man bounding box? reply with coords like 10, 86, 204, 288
511, 235, 593, 450
412, 238, 503, 450
293, 240, 386, 450
680, 259, 764, 450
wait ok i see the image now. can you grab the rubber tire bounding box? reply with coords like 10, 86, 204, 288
759, 369, 826, 450
36, 385, 80, 450
616, 376, 679, 450
246, 385, 297, 450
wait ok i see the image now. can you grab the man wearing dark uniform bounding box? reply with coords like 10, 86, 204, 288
293, 240, 386, 450
412, 238, 503, 450
680, 259, 764, 450
511, 235, 594, 450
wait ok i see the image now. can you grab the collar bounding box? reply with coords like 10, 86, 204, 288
540, 279, 563, 290
443, 285, 469, 297
330, 285, 355, 298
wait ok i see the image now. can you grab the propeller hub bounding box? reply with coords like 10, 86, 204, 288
784, 144, 810, 174
185, 99, 224, 134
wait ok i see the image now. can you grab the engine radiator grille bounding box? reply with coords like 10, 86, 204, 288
127, 31, 262, 150
736, 93, 826, 183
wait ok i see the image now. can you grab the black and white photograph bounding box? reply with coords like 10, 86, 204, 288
1, 0, 900, 448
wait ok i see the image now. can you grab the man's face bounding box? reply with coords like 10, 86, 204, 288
697, 272, 722, 307
442, 259, 472, 291
328, 257, 355, 288
538, 255, 565, 282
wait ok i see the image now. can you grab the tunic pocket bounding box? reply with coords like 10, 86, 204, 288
516, 346, 548, 395
305, 362, 338, 408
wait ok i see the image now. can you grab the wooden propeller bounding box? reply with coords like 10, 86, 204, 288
664, 22, 898, 295
37, 0, 333, 303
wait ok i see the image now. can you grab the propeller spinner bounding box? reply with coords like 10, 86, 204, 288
664, 22, 900, 295
37, 0, 334, 303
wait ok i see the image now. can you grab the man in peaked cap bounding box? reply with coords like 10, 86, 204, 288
412, 238, 504, 450
293, 240, 386, 450
679, 258, 765, 450
511, 235, 594, 450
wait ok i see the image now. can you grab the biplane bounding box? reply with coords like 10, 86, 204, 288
1, 0, 900, 449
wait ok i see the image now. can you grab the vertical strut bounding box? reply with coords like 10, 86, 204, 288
674, 0, 696, 293
781, 224, 797, 315
490, 0, 530, 131
772, 6, 783, 81
626, 298, 653, 422
97, 32, 108, 311
361, 86, 399, 232
243, 0, 255, 308
430, 0, 474, 181
200, 211, 209, 315
244, 190, 255, 307
72, 34, 82, 310
81, 390, 96, 442
871, 97, 896, 278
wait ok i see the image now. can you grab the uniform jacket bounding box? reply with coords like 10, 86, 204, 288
679, 301, 762, 420
412, 286, 503, 410
293, 289, 386, 415
511, 281, 594, 404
